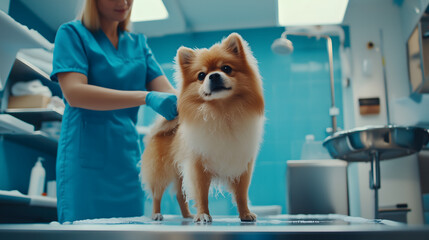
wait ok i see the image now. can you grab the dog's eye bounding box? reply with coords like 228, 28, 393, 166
221, 65, 232, 74
198, 72, 206, 81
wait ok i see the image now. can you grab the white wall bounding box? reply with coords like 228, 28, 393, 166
343, 0, 428, 224
0, 0, 9, 13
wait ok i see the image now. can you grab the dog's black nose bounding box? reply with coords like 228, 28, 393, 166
209, 73, 221, 81
209, 73, 224, 92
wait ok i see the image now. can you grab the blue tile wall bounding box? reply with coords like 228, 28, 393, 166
140, 26, 344, 216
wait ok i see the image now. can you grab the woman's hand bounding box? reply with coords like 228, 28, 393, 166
145, 91, 178, 120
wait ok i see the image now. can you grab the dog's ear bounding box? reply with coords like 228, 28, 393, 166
177, 47, 195, 66
221, 33, 246, 58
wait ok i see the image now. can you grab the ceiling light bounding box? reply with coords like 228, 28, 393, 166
278, 0, 349, 26
131, 0, 168, 22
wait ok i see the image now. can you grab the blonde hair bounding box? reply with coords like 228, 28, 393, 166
80, 0, 132, 32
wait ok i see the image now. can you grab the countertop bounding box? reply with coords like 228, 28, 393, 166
1, 214, 429, 240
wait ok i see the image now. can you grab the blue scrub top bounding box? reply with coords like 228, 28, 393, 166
51, 20, 164, 223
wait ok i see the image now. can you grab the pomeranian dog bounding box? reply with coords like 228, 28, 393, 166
141, 33, 264, 223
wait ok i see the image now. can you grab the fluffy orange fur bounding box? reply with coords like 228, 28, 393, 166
141, 33, 264, 223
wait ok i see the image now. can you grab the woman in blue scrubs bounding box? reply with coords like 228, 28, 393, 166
50, 0, 177, 223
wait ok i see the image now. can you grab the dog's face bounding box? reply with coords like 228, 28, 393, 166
176, 33, 261, 103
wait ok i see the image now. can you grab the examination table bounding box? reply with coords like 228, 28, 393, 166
1, 214, 429, 240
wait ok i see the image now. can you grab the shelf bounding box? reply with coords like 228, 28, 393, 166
7, 56, 63, 98
8, 56, 50, 82
0, 113, 34, 134
0, 113, 57, 154
0, 10, 53, 91
0, 190, 56, 208
3, 130, 58, 154
5, 108, 62, 126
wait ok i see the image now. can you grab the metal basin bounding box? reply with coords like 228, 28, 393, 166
323, 125, 429, 162
323, 125, 429, 219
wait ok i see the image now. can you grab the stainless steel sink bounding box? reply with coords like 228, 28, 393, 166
323, 125, 429, 161
323, 125, 429, 219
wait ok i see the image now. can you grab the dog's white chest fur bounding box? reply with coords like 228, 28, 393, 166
179, 115, 264, 179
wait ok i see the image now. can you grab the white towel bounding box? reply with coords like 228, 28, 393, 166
11, 79, 52, 97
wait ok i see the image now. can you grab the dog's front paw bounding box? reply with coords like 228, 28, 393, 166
240, 212, 257, 222
152, 213, 164, 221
193, 213, 212, 223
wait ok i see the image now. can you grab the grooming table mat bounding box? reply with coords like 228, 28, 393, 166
2, 214, 429, 240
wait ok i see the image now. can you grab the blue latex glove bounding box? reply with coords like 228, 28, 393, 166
145, 91, 178, 120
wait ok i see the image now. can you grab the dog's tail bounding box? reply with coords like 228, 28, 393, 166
143, 116, 179, 145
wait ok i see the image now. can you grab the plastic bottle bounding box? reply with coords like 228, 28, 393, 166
28, 157, 46, 196
300, 134, 331, 160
